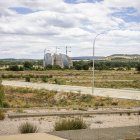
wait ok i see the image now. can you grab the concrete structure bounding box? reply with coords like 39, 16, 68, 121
43, 53, 53, 66
44, 53, 73, 68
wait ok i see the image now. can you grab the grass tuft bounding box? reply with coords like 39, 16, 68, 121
19, 122, 38, 134
55, 118, 87, 131
0, 110, 5, 120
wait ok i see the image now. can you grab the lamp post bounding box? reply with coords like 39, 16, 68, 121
92, 33, 105, 95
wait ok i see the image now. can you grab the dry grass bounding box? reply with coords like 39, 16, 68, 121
0, 70, 140, 88
3, 86, 140, 108
19, 122, 38, 134
55, 118, 87, 131
0, 110, 5, 120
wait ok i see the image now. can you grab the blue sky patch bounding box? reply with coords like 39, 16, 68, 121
9, 7, 34, 14
64, 0, 103, 4
111, 7, 140, 23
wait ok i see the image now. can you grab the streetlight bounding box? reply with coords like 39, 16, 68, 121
92, 32, 105, 95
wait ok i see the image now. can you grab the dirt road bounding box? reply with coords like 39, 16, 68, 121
2, 80, 140, 100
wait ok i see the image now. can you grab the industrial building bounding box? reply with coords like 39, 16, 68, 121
43, 53, 73, 68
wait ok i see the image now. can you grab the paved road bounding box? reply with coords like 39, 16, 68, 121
2, 80, 140, 100
51, 126, 140, 140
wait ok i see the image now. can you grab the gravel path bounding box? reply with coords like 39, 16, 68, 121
2, 80, 140, 100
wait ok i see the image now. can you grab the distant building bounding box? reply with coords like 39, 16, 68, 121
43, 53, 53, 66
43, 53, 73, 68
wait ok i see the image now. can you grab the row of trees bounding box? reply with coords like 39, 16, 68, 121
0, 60, 43, 66
73, 60, 140, 71
7, 61, 34, 71
2, 60, 140, 71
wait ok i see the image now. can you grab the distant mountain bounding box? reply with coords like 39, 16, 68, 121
106, 54, 140, 60
0, 58, 16, 60
0, 58, 40, 61
110, 54, 140, 57
71, 56, 105, 60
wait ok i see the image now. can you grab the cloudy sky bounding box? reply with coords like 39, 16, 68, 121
0, 0, 140, 59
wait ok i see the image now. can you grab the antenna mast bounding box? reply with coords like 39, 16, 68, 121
66, 46, 71, 56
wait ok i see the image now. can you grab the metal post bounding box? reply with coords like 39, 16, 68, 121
92, 38, 95, 94
92, 33, 104, 95
66, 46, 71, 56
66, 46, 67, 56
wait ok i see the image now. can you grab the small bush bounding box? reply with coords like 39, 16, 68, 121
54, 79, 65, 85
3, 101, 10, 108
55, 118, 87, 131
0, 110, 5, 120
42, 77, 48, 83
19, 122, 38, 134
0, 80, 5, 107
25, 76, 30, 82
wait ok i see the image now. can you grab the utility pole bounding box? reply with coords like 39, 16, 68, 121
66, 46, 71, 56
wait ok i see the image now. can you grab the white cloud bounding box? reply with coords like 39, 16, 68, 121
0, 0, 140, 58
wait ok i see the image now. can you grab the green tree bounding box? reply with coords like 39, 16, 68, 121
137, 65, 140, 72
83, 64, 89, 70
8, 65, 24, 71
45, 64, 53, 70
24, 61, 33, 70
75, 64, 82, 70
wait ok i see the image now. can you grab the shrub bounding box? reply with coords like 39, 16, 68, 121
25, 76, 30, 82
19, 122, 38, 134
137, 65, 140, 72
0, 110, 5, 120
54, 79, 65, 85
111, 101, 118, 106
45, 64, 53, 70
23, 61, 33, 70
42, 77, 48, 83
3, 101, 10, 108
8, 65, 24, 71
55, 118, 87, 131
0, 80, 4, 107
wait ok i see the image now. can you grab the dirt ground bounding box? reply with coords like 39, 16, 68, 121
0, 109, 140, 136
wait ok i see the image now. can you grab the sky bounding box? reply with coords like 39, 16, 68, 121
0, 0, 140, 59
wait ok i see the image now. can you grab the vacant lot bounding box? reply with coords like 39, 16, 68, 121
0, 70, 140, 89
3, 86, 140, 108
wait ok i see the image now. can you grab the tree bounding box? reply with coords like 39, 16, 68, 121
75, 64, 82, 70
137, 65, 140, 72
23, 61, 33, 70
83, 64, 89, 70
45, 64, 53, 70
8, 65, 24, 71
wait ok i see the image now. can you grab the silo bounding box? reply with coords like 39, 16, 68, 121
43, 53, 53, 67
53, 53, 63, 68
61, 54, 69, 67
67, 55, 73, 67
61, 54, 73, 68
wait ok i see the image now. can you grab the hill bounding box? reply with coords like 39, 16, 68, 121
106, 54, 140, 60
